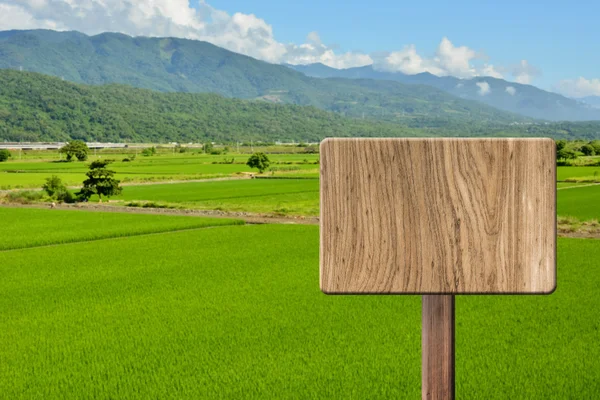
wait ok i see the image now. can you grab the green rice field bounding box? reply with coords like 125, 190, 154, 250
115, 179, 320, 215
0, 152, 320, 189
0, 208, 598, 398
0, 207, 243, 250
557, 166, 600, 181
557, 184, 600, 221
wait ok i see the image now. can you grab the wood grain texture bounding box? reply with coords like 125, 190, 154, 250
422, 295, 455, 400
320, 138, 556, 294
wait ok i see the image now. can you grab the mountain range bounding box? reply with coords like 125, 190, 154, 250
0, 29, 599, 142
580, 96, 600, 109
287, 63, 600, 122
0, 29, 530, 130
1, 70, 599, 143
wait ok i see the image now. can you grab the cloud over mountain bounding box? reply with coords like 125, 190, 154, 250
556, 77, 600, 98
0, 0, 538, 83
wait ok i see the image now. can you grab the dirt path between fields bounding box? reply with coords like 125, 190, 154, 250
557, 231, 600, 239
3, 203, 599, 238
0, 203, 319, 225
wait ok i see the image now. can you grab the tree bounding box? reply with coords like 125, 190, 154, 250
42, 175, 75, 203
555, 140, 567, 152
203, 142, 213, 154
557, 148, 578, 162
142, 146, 156, 156
246, 152, 270, 173
60, 140, 89, 161
581, 144, 595, 156
76, 160, 122, 202
591, 141, 600, 155
42, 175, 67, 197
0, 149, 10, 162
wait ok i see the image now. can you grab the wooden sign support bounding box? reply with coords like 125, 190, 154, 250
320, 138, 556, 400
422, 295, 454, 399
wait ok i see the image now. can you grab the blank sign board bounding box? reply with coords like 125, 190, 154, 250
320, 138, 556, 294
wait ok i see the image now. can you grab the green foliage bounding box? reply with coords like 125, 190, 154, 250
557, 147, 578, 162
41, 175, 77, 203
203, 142, 214, 153
247, 152, 271, 173
142, 147, 156, 156
1, 70, 600, 143
581, 144, 595, 156
59, 140, 89, 161
41, 175, 65, 196
2, 190, 45, 204
77, 160, 122, 201
0, 149, 10, 162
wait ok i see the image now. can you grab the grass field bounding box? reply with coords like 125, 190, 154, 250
557, 184, 600, 221
0, 207, 243, 250
0, 210, 598, 398
557, 166, 600, 181
115, 179, 320, 215
0, 153, 320, 188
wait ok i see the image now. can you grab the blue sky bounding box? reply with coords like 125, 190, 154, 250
209, 0, 597, 92
1, 0, 598, 97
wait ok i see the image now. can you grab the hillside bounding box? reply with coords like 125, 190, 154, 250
0, 29, 529, 129
288, 64, 600, 122
1, 70, 599, 143
0, 69, 424, 143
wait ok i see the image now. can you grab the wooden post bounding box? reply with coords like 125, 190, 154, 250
422, 295, 455, 400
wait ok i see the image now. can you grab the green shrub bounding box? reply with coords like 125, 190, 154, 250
0, 149, 11, 162
42, 176, 67, 197
42, 176, 77, 203
142, 147, 156, 157
5, 190, 45, 204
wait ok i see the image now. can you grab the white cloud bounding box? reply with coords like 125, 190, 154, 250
377, 44, 444, 75
0, 0, 372, 67
0, 1, 540, 80
435, 37, 477, 78
476, 81, 491, 96
374, 37, 509, 80
480, 64, 503, 79
511, 60, 540, 84
0, 3, 62, 29
505, 86, 516, 95
555, 77, 600, 98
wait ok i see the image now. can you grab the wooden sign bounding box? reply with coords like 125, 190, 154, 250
320, 138, 557, 399
320, 138, 556, 294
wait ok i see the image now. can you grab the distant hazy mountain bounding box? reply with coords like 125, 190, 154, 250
580, 96, 600, 109
288, 63, 600, 122
0, 29, 528, 129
